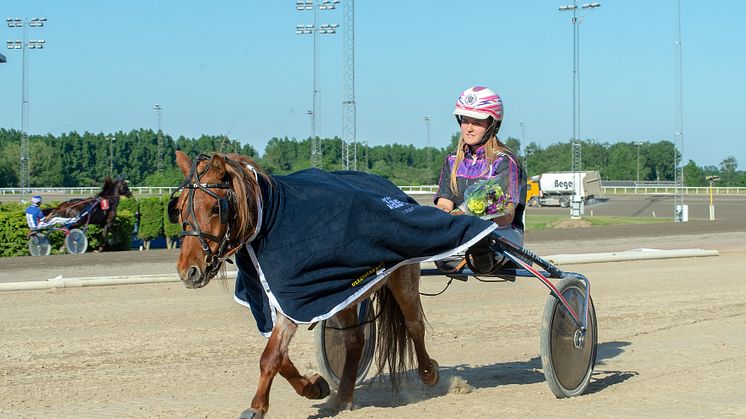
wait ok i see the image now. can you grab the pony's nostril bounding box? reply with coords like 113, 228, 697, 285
187, 266, 201, 282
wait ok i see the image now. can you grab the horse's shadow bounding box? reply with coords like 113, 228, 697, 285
309, 340, 637, 417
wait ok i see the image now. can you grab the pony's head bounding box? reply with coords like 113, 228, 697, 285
170, 151, 263, 288
117, 178, 133, 198
99, 177, 133, 198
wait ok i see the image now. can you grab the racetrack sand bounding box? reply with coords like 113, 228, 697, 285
1, 234, 745, 418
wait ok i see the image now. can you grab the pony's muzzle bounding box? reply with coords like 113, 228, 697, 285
182, 265, 206, 289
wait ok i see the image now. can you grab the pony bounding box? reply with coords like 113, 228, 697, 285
44, 177, 133, 250
169, 151, 439, 418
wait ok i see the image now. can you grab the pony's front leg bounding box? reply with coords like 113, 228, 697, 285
278, 349, 330, 400
100, 215, 114, 251
240, 314, 298, 419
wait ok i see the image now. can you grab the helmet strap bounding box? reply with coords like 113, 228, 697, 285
477, 118, 500, 145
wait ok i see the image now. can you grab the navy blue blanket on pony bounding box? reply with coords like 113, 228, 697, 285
233, 169, 497, 336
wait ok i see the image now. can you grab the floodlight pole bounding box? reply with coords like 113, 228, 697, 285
559, 2, 600, 219
342, 0, 356, 170
6, 17, 47, 196
673, 0, 685, 222
296, 0, 339, 169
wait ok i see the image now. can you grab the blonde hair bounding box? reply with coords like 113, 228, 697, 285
449, 135, 512, 195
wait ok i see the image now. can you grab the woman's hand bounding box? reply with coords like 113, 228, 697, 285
435, 197, 455, 214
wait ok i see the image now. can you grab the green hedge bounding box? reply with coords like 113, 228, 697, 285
137, 196, 163, 241
0, 203, 33, 257
118, 196, 139, 214
163, 194, 181, 248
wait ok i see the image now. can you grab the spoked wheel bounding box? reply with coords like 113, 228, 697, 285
28, 234, 51, 256
540, 277, 597, 398
315, 299, 376, 389
64, 228, 88, 254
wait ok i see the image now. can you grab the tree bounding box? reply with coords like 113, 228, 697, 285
30, 139, 63, 187
504, 136, 521, 157
682, 160, 706, 187
719, 156, 738, 186
647, 140, 677, 181
0, 142, 19, 187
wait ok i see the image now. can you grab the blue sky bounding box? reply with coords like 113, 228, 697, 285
1, 0, 744, 167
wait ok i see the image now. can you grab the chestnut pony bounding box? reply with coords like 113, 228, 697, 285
170, 151, 439, 418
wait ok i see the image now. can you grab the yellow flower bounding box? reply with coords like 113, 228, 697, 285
467, 198, 486, 215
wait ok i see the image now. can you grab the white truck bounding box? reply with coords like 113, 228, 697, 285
527, 171, 602, 208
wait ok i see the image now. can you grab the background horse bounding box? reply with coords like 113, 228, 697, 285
169, 151, 439, 418
44, 177, 132, 250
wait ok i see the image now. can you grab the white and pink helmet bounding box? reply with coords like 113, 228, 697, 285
453, 86, 504, 122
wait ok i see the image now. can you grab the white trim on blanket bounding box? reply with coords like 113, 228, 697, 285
241, 223, 499, 332
233, 293, 273, 338
245, 163, 263, 243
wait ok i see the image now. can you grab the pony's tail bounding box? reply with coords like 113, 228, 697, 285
374, 285, 415, 391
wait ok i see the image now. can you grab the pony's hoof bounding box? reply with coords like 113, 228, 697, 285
239, 408, 263, 419
419, 359, 440, 387
308, 373, 330, 399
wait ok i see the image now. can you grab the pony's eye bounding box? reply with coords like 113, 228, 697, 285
211, 206, 220, 216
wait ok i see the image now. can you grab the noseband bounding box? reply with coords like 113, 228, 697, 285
169, 154, 240, 280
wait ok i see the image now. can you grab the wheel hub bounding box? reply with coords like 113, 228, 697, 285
573, 329, 586, 350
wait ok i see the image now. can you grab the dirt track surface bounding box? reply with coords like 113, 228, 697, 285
2, 217, 745, 284
2, 227, 746, 418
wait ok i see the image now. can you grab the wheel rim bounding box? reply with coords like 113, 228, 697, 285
320, 303, 375, 386
29, 236, 50, 256
66, 230, 87, 254
29, 238, 41, 256
549, 286, 595, 391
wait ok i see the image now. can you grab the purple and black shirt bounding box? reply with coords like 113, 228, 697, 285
434, 144, 527, 230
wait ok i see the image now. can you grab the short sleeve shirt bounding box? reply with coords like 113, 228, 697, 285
434, 145, 527, 230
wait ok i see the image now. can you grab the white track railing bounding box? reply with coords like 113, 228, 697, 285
2, 185, 744, 196
601, 186, 745, 195
398, 185, 746, 195
0, 186, 179, 196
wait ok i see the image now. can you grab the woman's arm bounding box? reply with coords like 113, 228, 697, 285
435, 197, 455, 213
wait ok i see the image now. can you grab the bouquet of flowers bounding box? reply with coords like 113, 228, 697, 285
459, 179, 513, 220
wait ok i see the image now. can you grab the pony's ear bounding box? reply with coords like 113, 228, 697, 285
175, 151, 192, 176
211, 154, 228, 180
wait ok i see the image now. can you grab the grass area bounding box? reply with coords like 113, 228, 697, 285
525, 214, 672, 230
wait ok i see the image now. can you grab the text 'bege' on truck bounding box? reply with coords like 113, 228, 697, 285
526, 171, 602, 208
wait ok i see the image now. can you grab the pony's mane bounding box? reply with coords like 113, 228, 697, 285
218, 154, 270, 243
98, 177, 116, 198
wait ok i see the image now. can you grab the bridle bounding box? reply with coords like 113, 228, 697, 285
168, 154, 241, 280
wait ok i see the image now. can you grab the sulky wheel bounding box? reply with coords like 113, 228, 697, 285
315, 298, 376, 389
64, 228, 88, 254
28, 234, 51, 256
540, 277, 597, 398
